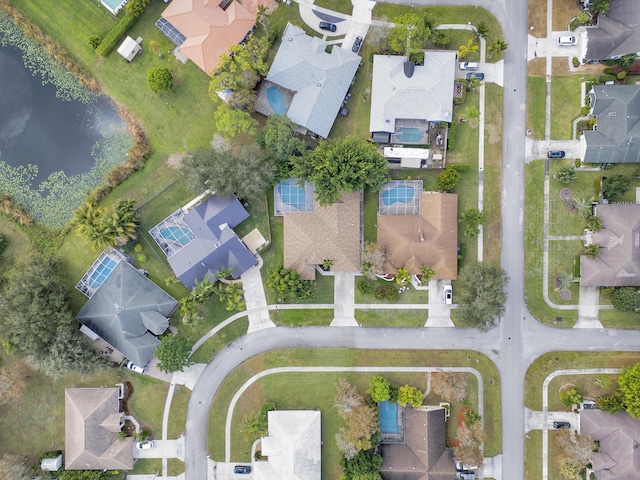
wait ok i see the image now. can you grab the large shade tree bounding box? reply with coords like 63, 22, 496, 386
618, 362, 640, 418
292, 137, 389, 205
456, 263, 508, 331
258, 115, 305, 180
180, 144, 276, 201
388, 13, 430, 56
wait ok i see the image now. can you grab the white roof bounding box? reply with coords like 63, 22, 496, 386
253, 410, 321, 480
370, 52, 456, 133
117, 36, 141, 62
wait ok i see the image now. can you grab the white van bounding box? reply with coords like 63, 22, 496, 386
557, 36, 577, 46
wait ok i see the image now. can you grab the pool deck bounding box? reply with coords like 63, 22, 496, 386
254, 81, 294, 118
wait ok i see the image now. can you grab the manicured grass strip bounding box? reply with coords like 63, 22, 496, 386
270, 309, 334, 326
168, 385, 191, 439
546, 374, 617, 411
547, 240, 582, 305
483, 83, 503, 265
524, 429, 542, 480
524, 351, 640, 410
550, 75, 595, 141
355, 309, 428, 327
599, 308, 640, 329
526, 76, 546, 140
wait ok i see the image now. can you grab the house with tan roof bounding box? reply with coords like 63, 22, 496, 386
377, 184, 458, 279
580, 409, 640, 479
156, 0, 274, 74
379, 406, 456, 480
253, 410, 321, 480
281, 183, 361, 280
580, 203, 640, 286
65, 387, 133, 471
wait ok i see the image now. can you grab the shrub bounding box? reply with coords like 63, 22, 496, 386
560, 386, 583, 407
438, 166, 461, 191
603, 67, 615, 75
357, 280, 372, 295
88, 34, 101, 49
431, 30, 451, 48
604, 59, 616, 66
137, 253, 147, 263
0, 234, 6, 255
125, 0, 151, 18
586, 215, 601, 231
585, 244, 600, 258
611, 287, 640, 312
599, 74, 616, 83
147, 67, 173, 93
555, 166, 576, 184
617, 70, 627, 80
572, 57, 580, 68
447, 121, 457, 150
613, 65, 623, 74
96, 13, 137, 56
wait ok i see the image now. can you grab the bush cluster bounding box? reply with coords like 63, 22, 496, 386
374, 284, 397, 302
447, 121, 457, 150
95, 13, 137, 57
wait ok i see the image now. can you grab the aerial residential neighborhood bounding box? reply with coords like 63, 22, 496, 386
3, 0, 640, 480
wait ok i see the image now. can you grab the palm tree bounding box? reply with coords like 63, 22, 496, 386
256, 4, 269, 33
488, 38, 508, 59
475, 21, 489, 39
458, 39, 479, 59
462, 106, 480, 121
573, 198, 592, 219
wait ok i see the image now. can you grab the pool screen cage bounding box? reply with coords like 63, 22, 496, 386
378, 180, 423, 216
273, 179, 315, 216
75, 248, 127, 298
149, 209, 194, 257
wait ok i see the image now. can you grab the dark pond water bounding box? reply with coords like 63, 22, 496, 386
0, 43, 124, 183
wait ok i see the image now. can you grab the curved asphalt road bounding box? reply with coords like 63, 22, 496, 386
184, 1, 640, 480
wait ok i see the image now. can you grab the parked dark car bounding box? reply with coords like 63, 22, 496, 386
547, 150, 566, 158
234, 465, 252, 474
465, 72, 485, 81
553, 421, 571, 429
352, 36, 363, 53
319, 21, 337, 32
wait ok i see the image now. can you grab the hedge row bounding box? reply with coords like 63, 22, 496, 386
447, 120, 457, 150
95, 13, 137, 57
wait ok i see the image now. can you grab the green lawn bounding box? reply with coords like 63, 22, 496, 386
550, 75, 595, 140
547, 374, 617, 411
524, 351, 640, 410
208, 348, 502, 471
312, 0, 353, 14
527, 77, 546, 140
524, 429, 542, 480
355, 278, 429, 304
355, 309, 428, 327
483, 83, 503, 264
189, 318, 250, 364
547, 240, 582, 305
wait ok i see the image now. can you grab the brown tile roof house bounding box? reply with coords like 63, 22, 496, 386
284, 191, 361, 280
380, 407, 455, 480
378, 192, 458, 279
158, 0, 273, 74
65, 388, 133, 471
580, 204, 640, 287
580, 409, 640, 479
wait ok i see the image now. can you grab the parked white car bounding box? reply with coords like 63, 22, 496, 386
459, 62, 479, 70
136, 440, 154, 449
443, 285, 453, 304
126, 361, 146, 374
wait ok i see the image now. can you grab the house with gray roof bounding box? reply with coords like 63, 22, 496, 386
580, 409, 640, 479
370, 52, 456, 145
581, 203, 640, 286
584, 0, 640, 62
255, 23, 361, 138
76, 261, 178, 366
65, 387, 133, 471
150, 193, 257, 289
580, 85, 640, 164
253, 410, 321, 480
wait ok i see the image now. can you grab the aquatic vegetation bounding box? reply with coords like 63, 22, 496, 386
0, 11, 93, 103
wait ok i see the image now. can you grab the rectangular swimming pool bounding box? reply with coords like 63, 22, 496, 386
379, 401, 402, 434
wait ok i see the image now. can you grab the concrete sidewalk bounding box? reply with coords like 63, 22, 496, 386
241, 261, 276, 333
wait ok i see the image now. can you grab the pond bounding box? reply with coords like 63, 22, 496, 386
0, 15, 133, 229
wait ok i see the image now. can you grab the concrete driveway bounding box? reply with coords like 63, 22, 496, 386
525, 408, 580, 432
526, 138, 581, 162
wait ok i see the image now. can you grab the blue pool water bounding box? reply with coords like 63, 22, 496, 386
381, 185, 416, 206
160, 226, 194, 247
397, 127, 422, 143
278, 181, 308, 210
89, 257, 118, 289
267, 86, 287, 115
379, 401, 401, 434
101, 0, 127, 13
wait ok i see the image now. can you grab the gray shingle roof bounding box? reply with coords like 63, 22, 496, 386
585, 0, 640, 61
580, 203, 640, 286
168, 193, 257, 289
76, 261, 178, 366
266, 23, 360, 138
370, 52, 456, 133
584, 85, 640, 164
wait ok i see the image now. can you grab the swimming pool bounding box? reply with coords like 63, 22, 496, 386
159, 226, 194, 247
100, 0, 127, 14
379, 401, 401, 434
88, 257, 118, 289
381, 184, 416, 206
277, 181, 309, 211
396, 127, 422, 143
267, 86, 288, 115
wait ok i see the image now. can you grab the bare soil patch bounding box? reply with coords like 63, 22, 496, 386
553, 0, 582, 31
485, 123, 500, 144
553, 57, 571, 76
528, 57, 547, 77
528, 0, 547, 37
166, 153, 184, 169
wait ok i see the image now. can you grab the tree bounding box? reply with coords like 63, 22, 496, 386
456, 263, 509, 331
596, 393, 624, 413
618, 362, 640, 418
431, 370, 468, 401
430, 29, 451, 48
458, 39, 479, 59
256, 4, 269, 33
292, 137, 389, 206
475, 21, 489, 38
155, 335, 194, 373
266, 265, 314, 301
361, 242, 386, 280
180, 144, 276, 201
72, 200, 138, 249
585, 244, 600, 258
147, 67, 173, 93
611, 287, 640, 312
334, 379, 379, 458
462, 105, 480, 121
603, 174, 632, 201
463, 409, 482, 426
125, 0, 151, 17
555, 166, 576, 184
258, 115, 305, 179
339, 450, 383, 480
214, 281, 246, 311
488, 38, 508, 58
572, 198, 592, 220
420, 265, 436, 284
214, 107, 258, 139
560, 386, 583, 407
395, 267, 411, 286
460, 208, 485, 239
589, 0, 610, 16
556, 429, 595, 479
397, 384, 423, 407
367, 375, 391, 402
438, 166, 461, 191
388, 13, 430, 56
586, 215, 601, 232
